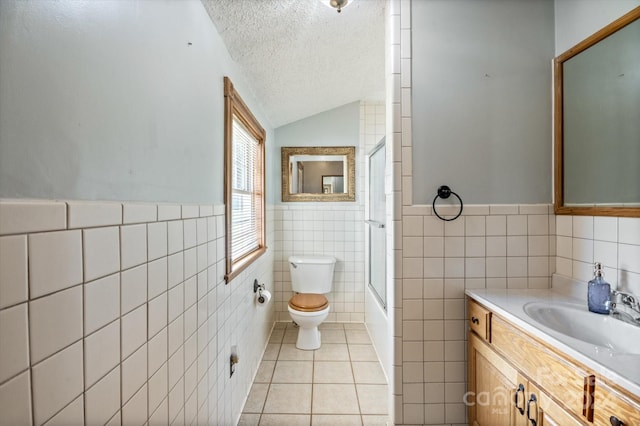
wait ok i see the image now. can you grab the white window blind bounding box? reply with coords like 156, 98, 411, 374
231, 116, 262, 262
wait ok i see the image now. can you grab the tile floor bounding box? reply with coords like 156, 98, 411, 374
238, 322, 389, 426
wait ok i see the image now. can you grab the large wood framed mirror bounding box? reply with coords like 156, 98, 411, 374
281, 146, 356, 202
554, 6, 640, 217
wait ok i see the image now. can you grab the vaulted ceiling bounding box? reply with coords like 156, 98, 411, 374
202, 0, 386, 128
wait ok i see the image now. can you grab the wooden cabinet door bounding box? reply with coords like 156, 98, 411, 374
468, 333, 525, 426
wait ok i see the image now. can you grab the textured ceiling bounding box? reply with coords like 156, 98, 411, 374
202, 0, 386, 128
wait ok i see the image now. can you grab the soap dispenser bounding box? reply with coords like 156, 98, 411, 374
587, 262, 611, 314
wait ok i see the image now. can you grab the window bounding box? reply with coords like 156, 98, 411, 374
223, 77, 266, 283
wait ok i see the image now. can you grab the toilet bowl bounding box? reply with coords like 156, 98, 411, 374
287, 256, 336, 350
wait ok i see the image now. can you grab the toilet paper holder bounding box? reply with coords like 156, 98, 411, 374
253, 279, 264, 293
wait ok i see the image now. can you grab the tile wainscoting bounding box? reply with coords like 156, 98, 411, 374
0, 199, 275, 426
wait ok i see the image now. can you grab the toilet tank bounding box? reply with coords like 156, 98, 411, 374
289, 255, 336, 294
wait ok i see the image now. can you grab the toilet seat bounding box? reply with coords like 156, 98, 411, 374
288, 293, 328, 312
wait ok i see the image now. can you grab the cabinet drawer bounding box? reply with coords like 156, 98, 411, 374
491, 314, 591, 421
594, 382, 640, 426
468, 300, 491, 341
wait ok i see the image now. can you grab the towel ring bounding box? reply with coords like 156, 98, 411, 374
432, 185, 463, 221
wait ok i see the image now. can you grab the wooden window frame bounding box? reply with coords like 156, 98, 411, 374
223, 76, 266, 283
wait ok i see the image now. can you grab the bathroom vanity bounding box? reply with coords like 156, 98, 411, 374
466, 289, 640, 426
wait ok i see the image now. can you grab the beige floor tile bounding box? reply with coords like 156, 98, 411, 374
263, 384, 312, 414
238, 413, 260, 426
348, 344, 378, 362
263, 344, 281, 361
274, 322, 287, 329
356, 384, 388, 415
283, 329, 298, 343
254, 360, 276, 383
319, 323, 344, 330
272, 361, 313, 383
361, 415, 390, 425
313, 361, 354, 383
259, 414, 310, 425
312, 384, 360, 414
344, 323, 366, 330
278, 344, 314, 361
346, 330, 372, 344
313, 344, 349, 361
352, 362, 387, 384
320, 329, 347, 343
269, 329, 285, 343
312, 414, 362, 425
244, 384, 269, 413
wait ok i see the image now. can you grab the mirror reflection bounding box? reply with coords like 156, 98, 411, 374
281, 147, 355, 202
554, 7, 640, 217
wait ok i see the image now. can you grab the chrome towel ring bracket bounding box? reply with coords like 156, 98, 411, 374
432, 185, 464, 221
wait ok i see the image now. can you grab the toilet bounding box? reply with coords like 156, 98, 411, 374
287, 255, 336, 350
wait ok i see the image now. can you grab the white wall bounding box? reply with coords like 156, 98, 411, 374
410, 0, 554, 205
554, 0, 640, 54
0, 0, 272, 204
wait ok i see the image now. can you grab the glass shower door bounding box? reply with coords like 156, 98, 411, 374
367, 139, 386, 310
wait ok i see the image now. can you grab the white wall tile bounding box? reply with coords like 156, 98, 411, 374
122, 344, 147, 404
122, 383, 147, 426
85, 366, 120, 425
168, 283, 184, 323
149, 364, 168, 415
486, 236, 506, 257
0, 200, 66, 236
67, 201, 122, 229
168, 316, 184, 357
594, 241, 618, 270
147, 222, 168, 261
619, 217, 640, 246
0, 235, 28, 309
29, 230, 83, 298
123, 203, 157, 225
506, 215, 527, 235
158, 205, 181, 221
84, 227, 120, 282
184, 219, 197, 249
121, 265, 147, 315
121, 224, 147, 270
619, 243, 640, 274
84, 273, 120, 335
31, 341, 83, 426
573, 216, 594, 240
485, 216, 506, 236
148, 293, 168, 338
84, 320, 119, 388
121, 304, 147, 360
184, 247, 197, 280
148, 328, 168, 378
148, 257, 168, 300
168, 252, 184, 289
0, 371, 32, 425
168, 221, 184, 255
0, 303, 29, 383
29, 286, 82, 364
43, 395, 83, 426
594, 217, 618, 242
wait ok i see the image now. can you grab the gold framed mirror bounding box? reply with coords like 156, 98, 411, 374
554, 7, 640, 217
281, 146, 356, 202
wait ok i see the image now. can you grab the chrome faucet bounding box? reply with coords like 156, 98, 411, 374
609, 290, 640, 325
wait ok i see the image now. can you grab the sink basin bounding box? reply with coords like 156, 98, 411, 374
523, 302, 640, 355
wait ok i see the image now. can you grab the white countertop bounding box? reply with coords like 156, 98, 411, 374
466, 287, 640, 398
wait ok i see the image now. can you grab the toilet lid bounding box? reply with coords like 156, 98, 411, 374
289, 293, 329, 312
